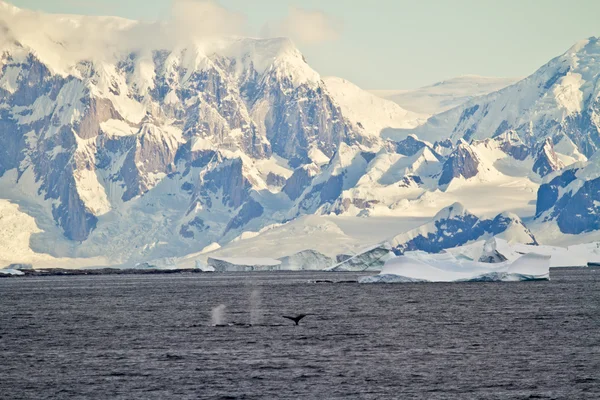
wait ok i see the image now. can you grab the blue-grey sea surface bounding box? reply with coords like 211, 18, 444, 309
1, 269, 599, 399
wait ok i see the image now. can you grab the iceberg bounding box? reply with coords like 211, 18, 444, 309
359, 252, 550, 283
207, 257, 282, 272
0, 268, 25, 276
278, 250, 333, 270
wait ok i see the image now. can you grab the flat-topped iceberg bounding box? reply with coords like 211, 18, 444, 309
359, 251, 550, 283
0, 268, 25, 276
207, 257, 282, 272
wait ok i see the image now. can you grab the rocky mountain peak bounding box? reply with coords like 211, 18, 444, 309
493, 130, 530, 160
533, 138, 565, 177
391, 135, 428, 156
283, 163, 320, 201
438, 140, 481, 186
433, 202, 470, 220
490, 212, 538, 245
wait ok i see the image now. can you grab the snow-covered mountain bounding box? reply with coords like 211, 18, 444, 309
532, 153, 600, 243
404, 38, 600, 161
0, 2, 412, 266
323, 77, 427, 135
2, 1, 600, 268
370, 75, 519, 115
389, 202, 537, 254
288, 132, 559, 221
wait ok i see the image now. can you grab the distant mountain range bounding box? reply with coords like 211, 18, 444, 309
370, 75, 519, 115
1, 1, 600, 269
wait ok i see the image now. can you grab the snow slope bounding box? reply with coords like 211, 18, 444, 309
405, 38, 600, 158
0, 199, 107, 268
175, 214, 430, 269
371, 75, 519, 115
324, 77, 427, 135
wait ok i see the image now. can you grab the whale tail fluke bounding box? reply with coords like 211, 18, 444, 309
282, 314, 310, 325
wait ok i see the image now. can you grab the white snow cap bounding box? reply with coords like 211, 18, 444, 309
0, 1, 320, 87
433, 202, 470, 220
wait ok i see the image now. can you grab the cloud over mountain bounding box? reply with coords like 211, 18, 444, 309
169, 0, 247, 39
261, 6, 342, 46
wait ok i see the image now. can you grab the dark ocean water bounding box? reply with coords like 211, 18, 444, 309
1, 269, 599, 399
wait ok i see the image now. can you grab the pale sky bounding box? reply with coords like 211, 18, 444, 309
8, 0, 600, 89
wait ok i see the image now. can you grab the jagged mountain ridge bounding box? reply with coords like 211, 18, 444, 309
0, 2, 427, 265
291, 131, 568, 220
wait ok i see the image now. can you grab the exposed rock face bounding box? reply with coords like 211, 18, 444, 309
536, 168, 580, 217
262, 77, 363, 167
203, 158, 252, 209
433, 138, 454, 156
225, 199, 264, 234
326, 197, 382, 215
0, 55, 100, 241
266, 172, 286, 187
493, 131, 530, 161
392, 135, 427, 156
0, 27, 368, 245
555, 178, 600, 234
392, 203, 483, 254
77, 97, 123, 140
532, 138, 565, 177
391, 203, 537, 254
489, 212, 538, 245
118, 124, 180, 201
295, 145, 371, 215
179, 217, 207, 240
438, 140, 481, 186
535, 162, 600, 234
283, 164, 320, 200
398, 175, 423, 188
